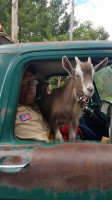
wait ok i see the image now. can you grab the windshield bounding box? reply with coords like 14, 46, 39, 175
94, 65, 112, 102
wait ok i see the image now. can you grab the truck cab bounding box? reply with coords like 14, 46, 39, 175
0, 41, 112, 200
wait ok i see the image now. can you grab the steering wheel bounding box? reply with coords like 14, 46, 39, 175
83, 106, 101, 121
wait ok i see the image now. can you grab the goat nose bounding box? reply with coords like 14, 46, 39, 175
87, 86, 94, 93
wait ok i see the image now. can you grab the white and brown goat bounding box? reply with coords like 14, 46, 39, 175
38, 56, 108, 142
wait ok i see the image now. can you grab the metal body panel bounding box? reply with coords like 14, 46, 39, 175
0, 142, 112, 200
0, 40, 112, 55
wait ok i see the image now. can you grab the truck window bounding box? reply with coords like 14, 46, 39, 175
94, 65, 112, 102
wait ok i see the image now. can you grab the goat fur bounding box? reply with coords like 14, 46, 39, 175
38, 56, 108, 142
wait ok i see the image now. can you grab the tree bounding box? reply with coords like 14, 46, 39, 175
48, 0, 69, 37
96, 27, 109, 40
41, 0, 47, 7
0, 1, 109, 42
18, 0, 70, 42
18, 0, 71, 42
58, 13, 70, 35
0, 0, 11, 36
18, 0, 50, 42
73, 21, 109, 40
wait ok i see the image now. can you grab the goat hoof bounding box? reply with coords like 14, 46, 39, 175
55, 136, 64, 142
55, 131, 64, 142
56, 138, 64, 143
69, 134, 76, 142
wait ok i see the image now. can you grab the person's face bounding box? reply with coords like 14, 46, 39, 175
19, 70, 36, 105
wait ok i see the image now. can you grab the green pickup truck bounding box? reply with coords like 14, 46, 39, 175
0, 41, 112, 200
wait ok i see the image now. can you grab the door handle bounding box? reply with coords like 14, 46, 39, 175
0, 159, 29, 173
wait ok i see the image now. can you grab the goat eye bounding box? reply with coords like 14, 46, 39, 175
76, 74, 80, 78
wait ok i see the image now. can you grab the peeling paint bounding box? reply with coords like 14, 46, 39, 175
14, 41, 73, 48
1, 108, 11, 123
1, 108, 6, 123
0, 143, 112, 193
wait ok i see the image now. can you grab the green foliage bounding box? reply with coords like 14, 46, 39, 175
58, 13, 70, 35
48, 0, 69, 37
94, 66, 112, 100
73, 21, 109, 40
96, 27, 109, 40
18, 0, 51, 42
0, 1, 110, 42
49, 76, 68, 91
18, 0, 70, 42
0, 0, 11, 36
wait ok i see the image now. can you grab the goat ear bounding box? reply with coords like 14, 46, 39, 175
62, 56, 74, 76
94, 57, 108, 72
75, 56, 81, 64
88, 57, 91, 63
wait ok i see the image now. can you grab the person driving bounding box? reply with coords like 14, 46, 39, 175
14, 66, 50, 142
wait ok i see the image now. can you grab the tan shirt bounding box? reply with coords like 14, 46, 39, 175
14, 104, 50, 142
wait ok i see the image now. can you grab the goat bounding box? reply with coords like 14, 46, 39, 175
38, 56, 108, 142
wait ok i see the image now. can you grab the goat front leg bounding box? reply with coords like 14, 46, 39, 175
55, 129, 64, 142
69, 122, 77, 141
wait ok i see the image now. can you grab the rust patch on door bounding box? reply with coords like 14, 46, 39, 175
0, 143, 112, 193
1, 108, 10, 122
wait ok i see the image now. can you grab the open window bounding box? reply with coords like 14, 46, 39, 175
13, 56, 111, 143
